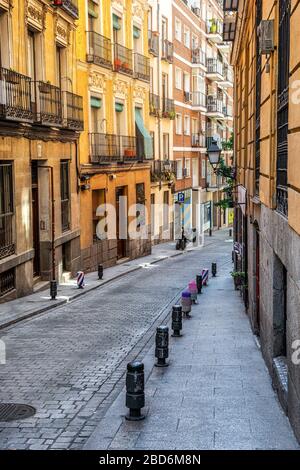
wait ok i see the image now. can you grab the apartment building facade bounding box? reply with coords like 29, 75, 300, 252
172, 0, 234, 237
148, 0, 176, 244
0, 0, 83, 302
77, 0, 153, 272
230, 0, 300, 441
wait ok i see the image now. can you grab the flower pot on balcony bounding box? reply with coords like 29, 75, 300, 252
122, 62, 130, 72
39, 82, 52, 94
169, 111, 176, 120
114, 59, 122, 71
124, 149, 136, 158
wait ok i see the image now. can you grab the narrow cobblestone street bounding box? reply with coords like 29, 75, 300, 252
0, 231, 298, 450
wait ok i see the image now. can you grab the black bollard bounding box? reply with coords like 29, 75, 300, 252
125, 361, 145, 421
98, 264, 104, 280
171, 305, 182, 337
212, 262, 217, 277
229, 228, 233, 238
209, 228, 212, 237
50, 280, 57, 300
155, 326, 169, 367
196, 274, 203, 294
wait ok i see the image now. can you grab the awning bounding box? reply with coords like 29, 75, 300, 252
115, 102, 124, 112
133, 26, 141, 39
91, 96, 102, 108
113, 14, 121, 30
135, 108, 153, 160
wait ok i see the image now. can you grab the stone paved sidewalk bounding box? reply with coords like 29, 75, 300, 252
85, 260, 300, 450
0, 240, 202, 330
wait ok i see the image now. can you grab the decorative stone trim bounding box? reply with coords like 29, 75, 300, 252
113, 79, 129, 99
26, 0, 45, 32
55, 15, 69, 47
89, 72, 107, 93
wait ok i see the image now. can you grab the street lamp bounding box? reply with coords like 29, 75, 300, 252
207, 138, 222, 173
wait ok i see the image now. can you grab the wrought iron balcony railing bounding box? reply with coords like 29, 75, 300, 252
192, 48, 206, 66
207, 96, 224, 114
0, 67, 33, 122
114, 44, 133, 76
134, 53, 150, 82
222, 64, 234, 82
162, 40, 174, 63
192, 92, 206, 108
87, 31, 112, 68
206, 58, 223, 76
35, 81, 63, 126
151, 160, 177, 182
0, 213, 15, 260
90, 133, 153, 164
64, 91, 83, 130
162, 98, 175, 119
148, 30, 159, 57
53, 0, 79, 19
149, 93, 160, 116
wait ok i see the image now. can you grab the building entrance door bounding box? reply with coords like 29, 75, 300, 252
116, 186, 127, 259
31, 161, 40, 277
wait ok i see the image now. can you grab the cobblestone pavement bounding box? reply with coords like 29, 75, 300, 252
0, 232, 230, 450
85, 247, 300, 451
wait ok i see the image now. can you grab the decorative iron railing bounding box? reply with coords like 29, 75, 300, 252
0, 67, 33, 122
35, 81, 63, 126
114, 44, 133, 76
134, 53, 150, 82
87, 31, 112, 68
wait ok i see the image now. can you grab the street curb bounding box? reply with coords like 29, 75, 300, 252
0, 249, 189, 331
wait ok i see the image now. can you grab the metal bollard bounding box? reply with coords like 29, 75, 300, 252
77, 271, 85, 289
171, 305, 182, 337
188, 280, 198, 304
209, 228, 212, 237
229, 228, 233, 238
212, 262, 217, 277
50, 280, 57, 300
181, 291, 192, 318
155, 326, 169, 367
125, 361, 145, 421
196, 274, 203, 294
202, 269, 209, 286
98, 264, 104, 280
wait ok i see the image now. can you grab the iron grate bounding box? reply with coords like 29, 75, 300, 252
0, 403, 36, 422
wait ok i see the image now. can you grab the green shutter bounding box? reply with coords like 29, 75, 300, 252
88, 1, 98, 18
113, 14, 121, 30
91, 97, 102, 109
133, 26, 141, 39
115, 102, 124, 113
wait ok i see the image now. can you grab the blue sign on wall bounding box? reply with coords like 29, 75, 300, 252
178, 192, 185, 203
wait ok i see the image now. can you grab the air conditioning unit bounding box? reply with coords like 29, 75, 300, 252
258, 20, 275, 54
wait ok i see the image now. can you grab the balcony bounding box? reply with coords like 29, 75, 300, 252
191, 92, 207, 110
63, 92, 84, 130
192, 133, 206, 148
134, 53, 150, 82
206, 58, 224, 80
192, 48, 206, 67
151, 160, 177, 183
55, 0, 79, 19
218, 64, 234, 87
207, 96, 224, 118
162, 40, 174, 63
35, 81, 63, 126
223, 104, 233, 119
149, 93, 160, 116
148, 30, 159, 57
0, 67, 33, 122
114, 44, 133, 76
86, 32, 112, 69
162, 98, 175, 119
89, 134, 153, 164
206, 19, 223, 43
0, 213, 15, 260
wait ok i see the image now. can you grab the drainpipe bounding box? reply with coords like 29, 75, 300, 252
157, 0, 162, 161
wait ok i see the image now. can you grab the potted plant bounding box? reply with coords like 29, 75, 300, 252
5, 68, 21, 85
168, 110, 176, 120
124, 148, 136, 158
122, 62, 131, 72
231, 271, 246, 290
39, 81, 52, 94
210, 19, 217, 34
114, 58, 122, 71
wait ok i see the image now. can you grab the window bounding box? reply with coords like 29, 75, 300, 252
0, 162, 14, 260
56, 45, 66, 89
175, 67, 182, 89
184, 115, 190, 135
175, 113, 182, 134
88, 0, 99, 33
183, 72, 190, 92
0, 268, 15, 297
202, 158, 206, 179
163, 191, 169, 230
150, 131, 155, 158
176, 159, 183, 179
175, 18, 182, 41
136, 183, 146, 229
60, 161, 70, 232
92, 189, 106, 241
90, 95, 103, 133
163, 134, 169, 159
192, 34, 198, 50
0, 11, 10, 68
183, 26, 190, 48
185, 158, 191, 177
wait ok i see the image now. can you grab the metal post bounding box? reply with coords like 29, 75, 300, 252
125, 361, 145, 421
196, 274, 203, 294
155, 326, 169, 367
171, 305, 182, 337
212, 262, 217, 277
98, 264, 103, 280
